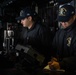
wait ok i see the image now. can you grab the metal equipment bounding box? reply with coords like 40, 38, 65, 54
3, 22, 14, 54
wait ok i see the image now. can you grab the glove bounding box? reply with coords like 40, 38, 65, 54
43, 58, 57, 70
48, 57, 60, 70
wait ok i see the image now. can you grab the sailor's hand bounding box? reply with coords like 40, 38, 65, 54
48, 58, 60, 70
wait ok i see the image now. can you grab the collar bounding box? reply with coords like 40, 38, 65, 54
27, 22, 36, 31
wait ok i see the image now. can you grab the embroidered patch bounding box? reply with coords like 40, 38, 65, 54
59, 8, 67, 16
67, 37, 72, 47
20, 10, 24, 16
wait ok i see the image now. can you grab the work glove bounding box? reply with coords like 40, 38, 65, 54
48, 57, 60, 70
44, 57, 60, 70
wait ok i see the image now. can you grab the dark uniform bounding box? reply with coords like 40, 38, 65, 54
52, 20, 76, 71
15, 7, 53, 71
17, 22, 52, 66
